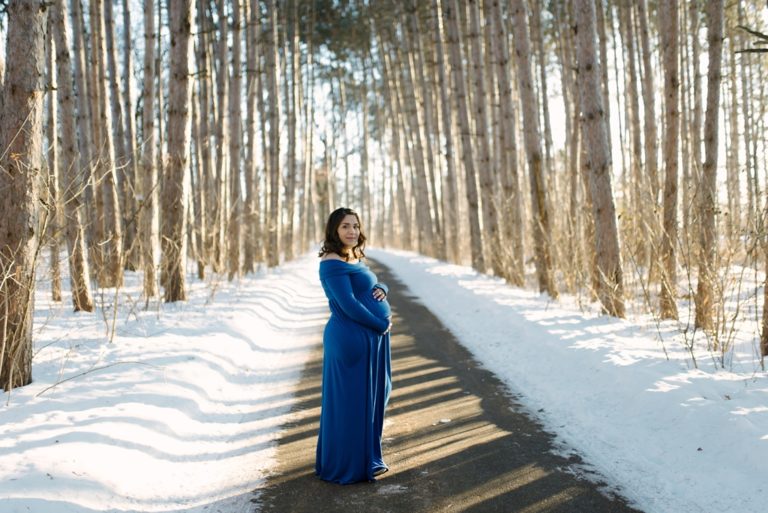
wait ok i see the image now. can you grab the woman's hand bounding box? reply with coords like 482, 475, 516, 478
372, 287, 387, 301
385, 321, 393, 333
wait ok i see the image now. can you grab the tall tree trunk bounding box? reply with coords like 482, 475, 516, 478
444, 0, 484, 271
737, 3, 754, 228
432, 0, 460, 264
761, 188, 768, 357
637, 0, 659, 196
595, 0, 612, 158
695, 0, 724, 333
283, 0, 299, 262
360, 55, 372, 245
510, 0, 557, 298
397, 6, 435, 257
686, 0, 703, 248
407, 0, 444, 259
659, 0, 680, 320
490, 0, 524, 286
69, 0, 95, 253
121, 0, 139, 270
257, 5, 272, 248
574, 0, 625, 317
140, 0, 158, 298
531, 0, 553, 187
468, 0, 500, 273
90, 0, 123, 288
300, 1, 316, 254
87, 0, 106, 283
195, 0, 214, 274
190, 87, 205, 279
51, 0, 94, 313
243, 0, 263, 272
636, 0, 661, 283
376, 27, 411, 248
725, 24, 740, 242
619, 0, 645, 267
213, 0, 229, 273
554, 3, 580, 293
227, 0, 243, 280
265, 0, 281, 267
162, 0, 193, 302
0, 0, 46, 390
104, 0, 133, 269
45, 27, 63, 302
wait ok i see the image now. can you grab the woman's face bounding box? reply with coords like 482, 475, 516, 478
337, 214, 360, 250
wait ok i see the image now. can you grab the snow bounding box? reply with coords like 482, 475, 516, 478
2, 248, 767, 513
369, 248, 768, 513
0, 255, 325, 513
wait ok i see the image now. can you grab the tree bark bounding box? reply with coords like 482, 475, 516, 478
0, 0, 47, 390
45, 27, 62, 302
140, 0, 158, 298
444, 0, 484, 271
618, 0, 645, 267
104, 0, 133, 268
432, 0, 460, 264
243, 0, 263, 272
531, 0, 553, 188
299, 1, 316, 255
51, 0, 94, 312
659, 0, 680, 320
636, 0, 659, 196
695, 0, 724, 333
725, 23, 740, 242
212, 0, 229, 273
510, 0, 557, 298
283, 0, 299, 262
195, 0, 215, 275
737, 3, 754, 228
686, 0, 703, 248
121, 0, 139, 270
162, 0, 193, 302
227, 0, 243, 280
397, 5, 435, 257
376, 27, 411, 248
89, 0, 123, 288
573, 0, 625, 317
595, 0, 612, 159
265, 0, 281, 267
468, 0, 500, 273
407, 0, 444, 259
69, 0, 95, 252
636, 0, 661, 283
490, 0, 524, 286
553, 3, 579, 293
190, 87, 205, 279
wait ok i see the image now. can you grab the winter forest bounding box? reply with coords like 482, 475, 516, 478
1, 0, 768, 510
0, 0, 768, 513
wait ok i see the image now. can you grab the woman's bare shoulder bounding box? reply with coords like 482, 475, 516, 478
321, 253, 344, 261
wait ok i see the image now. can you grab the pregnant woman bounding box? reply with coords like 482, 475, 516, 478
316, 207, 393, 484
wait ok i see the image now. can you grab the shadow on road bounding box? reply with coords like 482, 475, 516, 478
254, 260, 642, 513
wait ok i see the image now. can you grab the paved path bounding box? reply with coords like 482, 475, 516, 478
254, 260, 643, 513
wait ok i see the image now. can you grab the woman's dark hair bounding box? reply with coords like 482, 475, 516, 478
318, 207, 367, 261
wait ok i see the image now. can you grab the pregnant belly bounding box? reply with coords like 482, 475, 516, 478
360, 293, 391, 320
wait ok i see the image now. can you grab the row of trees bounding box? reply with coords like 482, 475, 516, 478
368, 0, 767, 358
1, 0, 766, 390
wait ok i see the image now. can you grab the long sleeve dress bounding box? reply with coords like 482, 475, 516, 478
316, 259, 392, 484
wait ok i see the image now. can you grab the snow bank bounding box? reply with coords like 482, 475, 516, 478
0, 255, 324, 513
370, 248, 768, 513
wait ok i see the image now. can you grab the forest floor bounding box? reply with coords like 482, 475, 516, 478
253, 260, 643, 513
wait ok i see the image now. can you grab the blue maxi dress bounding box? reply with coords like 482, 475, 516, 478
316, 259, 392, 484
